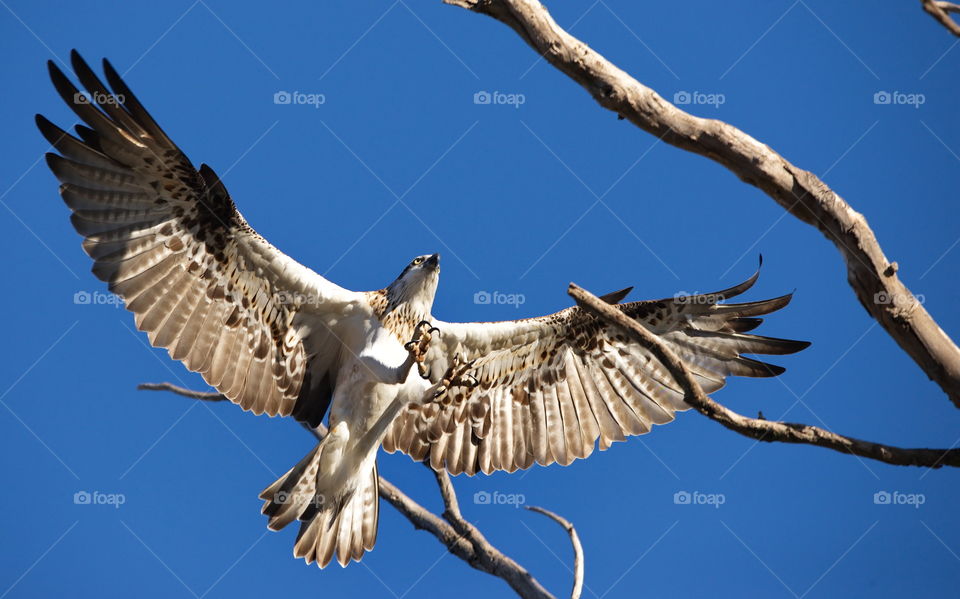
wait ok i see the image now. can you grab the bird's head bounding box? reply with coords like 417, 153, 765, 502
385, 253, 440, 316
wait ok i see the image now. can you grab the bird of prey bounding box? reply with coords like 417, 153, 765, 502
40, 51, 809, 568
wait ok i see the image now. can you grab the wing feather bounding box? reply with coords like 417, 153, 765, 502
562, 351, 601, 453
527, 385, 550, 468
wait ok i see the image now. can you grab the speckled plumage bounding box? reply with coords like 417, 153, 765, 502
41, 52, 809, 571
383, 269, 809, 475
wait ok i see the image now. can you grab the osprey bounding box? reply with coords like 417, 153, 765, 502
40, 51, 809, 568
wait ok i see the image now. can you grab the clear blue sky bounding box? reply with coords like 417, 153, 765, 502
2, 1, 959, 597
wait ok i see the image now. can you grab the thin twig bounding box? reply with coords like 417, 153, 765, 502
526, 506, 584, 599
444, 0, 960, 408
922, 0, 960, 36
137, 382, 228, 400
139, 382, 559, 599
568, 283, 960, 468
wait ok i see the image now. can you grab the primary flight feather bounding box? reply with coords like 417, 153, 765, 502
39, 51, 809, 568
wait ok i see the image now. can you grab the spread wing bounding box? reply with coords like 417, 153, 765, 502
39, 51, 368, 423
383, 267, 809, 475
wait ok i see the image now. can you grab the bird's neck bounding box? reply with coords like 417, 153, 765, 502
368, 289, 433, 343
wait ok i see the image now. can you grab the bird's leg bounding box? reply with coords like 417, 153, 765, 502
428, 353, 479, 402
360, 321, 438, 385
406, 355, 480, 440
403, 320, 439, 379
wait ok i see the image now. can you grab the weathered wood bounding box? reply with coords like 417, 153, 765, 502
445, 0, 960, 408
568, 285, 960, 468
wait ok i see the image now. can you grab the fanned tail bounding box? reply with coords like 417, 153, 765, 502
259, 443, 379, 568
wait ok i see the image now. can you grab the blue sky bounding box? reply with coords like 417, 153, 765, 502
2, 1, 959, 597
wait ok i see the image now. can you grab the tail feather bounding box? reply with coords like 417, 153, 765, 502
292, 463, 378, 567
259, 444, 379, 568
259, 444, 322, 531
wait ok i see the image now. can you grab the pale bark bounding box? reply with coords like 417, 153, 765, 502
922, 0, 960, 36
568, 285, 960, 469
444, 0, 960, 408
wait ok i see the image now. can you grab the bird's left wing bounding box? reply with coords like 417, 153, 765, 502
383, 269, 809, 475
39, 52, 370, 423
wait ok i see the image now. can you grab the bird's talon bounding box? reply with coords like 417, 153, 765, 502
406, 320, 437, 366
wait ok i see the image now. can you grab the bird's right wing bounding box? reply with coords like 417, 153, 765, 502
39, 51, 370, 422
384, 267, 809, 475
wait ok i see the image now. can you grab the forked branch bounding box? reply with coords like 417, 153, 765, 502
138, 382, 582, 599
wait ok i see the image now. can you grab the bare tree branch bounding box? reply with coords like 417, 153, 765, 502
525, 506, 584, 599
922, 0, 960, 36
444, 0, 960, 408
568, 283, 960, 469
138, 382, 566, 599
137, 382, 228, 400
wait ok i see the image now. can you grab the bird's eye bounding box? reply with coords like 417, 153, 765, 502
412, 257, 424, 266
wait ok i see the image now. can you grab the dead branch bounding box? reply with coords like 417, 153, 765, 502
138, 382, 576, 599
525, 506, 584, 599
444, 0, 960, 408
568, 283, 960, 468
922, 0, 960, 36
137, 382, 229, 400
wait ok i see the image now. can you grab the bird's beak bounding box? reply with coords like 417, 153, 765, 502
425, 253, 440, 270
